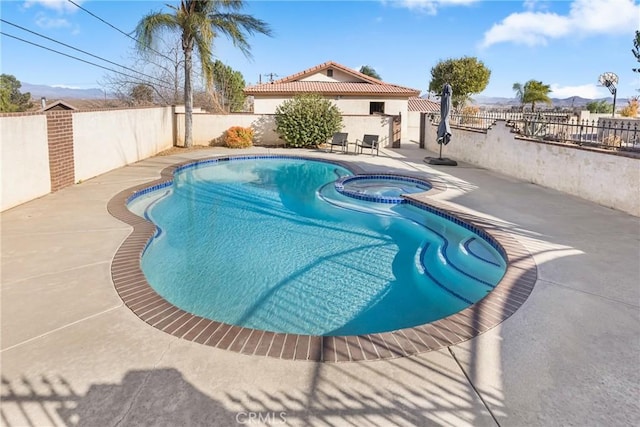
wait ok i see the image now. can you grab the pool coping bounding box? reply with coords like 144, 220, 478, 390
107, 154, 537, 363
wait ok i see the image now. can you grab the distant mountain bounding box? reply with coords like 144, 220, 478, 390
22, 83, 105, 100
472, 96, 518, 106
472, 95, 623, 108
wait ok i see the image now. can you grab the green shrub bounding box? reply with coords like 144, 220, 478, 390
224, 126, 254, 148
274, 94, 343, 147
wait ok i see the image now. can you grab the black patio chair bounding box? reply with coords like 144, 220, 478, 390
328, 132, 348, 153
355, 134, 379, 156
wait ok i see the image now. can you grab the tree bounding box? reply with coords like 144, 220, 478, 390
632, 30, 640, 73
428, 56, 490, 109
212, 60, 246, 112
131, 84, 154, 105
512, 80, 552, 112
620, 97, 639, 117
0, 74, 33, 112
275, 94, 343, 147
102, 34, 185, 107
585, 100, 613, 114
135, 0, 271, 147
359, 65, 381, 80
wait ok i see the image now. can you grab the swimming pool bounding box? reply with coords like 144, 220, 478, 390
127, 156, 507, 336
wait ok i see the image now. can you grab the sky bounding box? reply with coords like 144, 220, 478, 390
1, 0, 639, 99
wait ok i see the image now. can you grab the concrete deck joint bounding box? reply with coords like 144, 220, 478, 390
0, 305, 123, 353
449, 346, 501, 427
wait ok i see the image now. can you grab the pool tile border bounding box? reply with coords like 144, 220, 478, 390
107, 154, 537, 363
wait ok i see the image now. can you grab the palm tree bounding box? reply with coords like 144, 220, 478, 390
632, 30, 640, 73
513, 80, 552, 112
512, 82, 525, 112
135, 1, 272, 147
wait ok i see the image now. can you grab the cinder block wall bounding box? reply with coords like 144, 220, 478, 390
0, 113, 50, 210
423, 120, 640, 216
178, 113, 394, 147
1, 106, 174, 212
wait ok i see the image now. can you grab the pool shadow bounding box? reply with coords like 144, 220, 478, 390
1, 369, 236, 426
1, 358, 505, 426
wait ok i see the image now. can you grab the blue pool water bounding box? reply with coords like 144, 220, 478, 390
128, 157, 506, 336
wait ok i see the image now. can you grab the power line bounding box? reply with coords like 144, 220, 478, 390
0, 31, 175, 92
0, 19, 169, 87
66, 0, 174, 62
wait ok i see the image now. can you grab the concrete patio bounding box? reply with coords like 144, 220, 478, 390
1, 143, 638, 426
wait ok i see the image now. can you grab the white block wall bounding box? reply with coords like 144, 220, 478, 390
1, 115, 51, 211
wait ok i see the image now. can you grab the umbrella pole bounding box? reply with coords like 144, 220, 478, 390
438, 141, 443, 159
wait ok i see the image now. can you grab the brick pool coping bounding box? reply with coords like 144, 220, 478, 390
107, 154, 537, 363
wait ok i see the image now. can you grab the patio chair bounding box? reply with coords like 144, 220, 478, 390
355, 134, 380, 156
328, 132, 348, 153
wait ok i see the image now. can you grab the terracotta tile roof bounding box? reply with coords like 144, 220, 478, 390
245, 61, 420, 97
273, 61, 382, 84
408, 97, 440, 112
41, 100, 77, 111
246, 81, 419, 95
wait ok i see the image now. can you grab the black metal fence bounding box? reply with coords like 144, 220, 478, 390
430, 112, 640, 153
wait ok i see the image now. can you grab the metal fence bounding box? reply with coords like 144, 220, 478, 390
430, 112, 640, 152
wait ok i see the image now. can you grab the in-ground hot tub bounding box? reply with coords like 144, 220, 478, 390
335, 174, 432, 204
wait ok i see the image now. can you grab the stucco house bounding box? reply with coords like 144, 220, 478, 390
244, 61, 420, 144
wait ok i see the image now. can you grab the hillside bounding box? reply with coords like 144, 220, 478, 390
21, 82, 630, 110
22, 83, 106, 100
472, 95, 622, 108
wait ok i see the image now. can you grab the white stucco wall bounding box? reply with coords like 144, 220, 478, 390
73, 107, 174, 182
176, 113, 281, 146
407, 111, 423, 143
424, 121, 640, 216
299, 69, 358, 83
253, 96, 410, 142
175, 113, 393, 148
340, 115, 393, 148
254, 96, 406, 115
1, 115, 51, 211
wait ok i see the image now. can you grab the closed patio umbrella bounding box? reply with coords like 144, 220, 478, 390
437, 83, 452, 146
425, 83, 457, 166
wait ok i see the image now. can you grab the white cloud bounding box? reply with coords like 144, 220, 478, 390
387, 0, 479, 15
24, 0, 83, 14
523, 0, 551, 11
482, 12, 571, 47
35, 13, 71, 29
549, 83, 609, 99
481, 0, 640, 48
